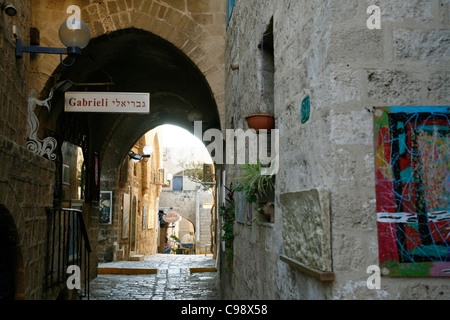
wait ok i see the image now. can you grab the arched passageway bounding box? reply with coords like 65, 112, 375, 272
1, 0, 226, 300
38, 27, 221, 265
156, 124, 216, 256
41, 28, 220, 172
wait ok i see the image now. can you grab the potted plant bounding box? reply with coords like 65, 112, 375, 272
245, 114, 275, 132
245, 93, 275, 132
234, 161, 275, 222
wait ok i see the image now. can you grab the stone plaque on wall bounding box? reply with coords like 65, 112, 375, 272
281, 189, 332, 272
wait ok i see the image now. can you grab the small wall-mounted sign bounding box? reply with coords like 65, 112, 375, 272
163, 211, 180, 224
65, 92, 150, 114
301, 95, 311, 124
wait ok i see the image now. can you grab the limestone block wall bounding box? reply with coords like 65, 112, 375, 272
224, 0, 449, 300
159, 190, 198, 224
0, 0, 62, 299
0, 0, 31, 145
98, 131, 161, 262
0, 135, 55, 299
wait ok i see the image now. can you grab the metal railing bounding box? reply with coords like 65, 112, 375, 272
45, 208, 91, 300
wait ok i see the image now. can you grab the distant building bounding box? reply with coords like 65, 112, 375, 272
158, 135, 215, 255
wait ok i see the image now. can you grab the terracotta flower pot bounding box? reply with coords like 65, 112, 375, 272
246, 114, 275, 132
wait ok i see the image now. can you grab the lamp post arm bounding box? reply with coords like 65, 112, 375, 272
15, 39, 69, 57
15, 39, 81, 66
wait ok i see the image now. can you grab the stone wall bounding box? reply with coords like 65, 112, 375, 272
98, 130, 162, 262
223, 0, 449, 300
0, 135, 55, 299
0, 0, 60, 299
0, 0, 31, 145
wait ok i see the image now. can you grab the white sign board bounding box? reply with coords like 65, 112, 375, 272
65, 92, 150, 114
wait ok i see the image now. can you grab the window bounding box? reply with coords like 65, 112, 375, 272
259, 17, 274, 111
62, 164, 70, 185
172, 176, 183, 191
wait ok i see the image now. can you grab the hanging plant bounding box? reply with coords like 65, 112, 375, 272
235, 161, 275, 200
234, 161, 275, 222
245, 114, 275, 132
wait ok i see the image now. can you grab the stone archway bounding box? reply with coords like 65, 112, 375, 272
29, 0, 224, 264
30, 0, 225, 129
42, 27, 222, 261
35, 24, 222, 202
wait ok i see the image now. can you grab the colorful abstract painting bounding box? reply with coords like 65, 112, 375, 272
373, 106, 450, 277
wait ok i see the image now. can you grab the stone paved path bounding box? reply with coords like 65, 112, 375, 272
87, 254, 220, 300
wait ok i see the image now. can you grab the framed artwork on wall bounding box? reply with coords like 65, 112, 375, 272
373, 106, 450, 277
99, 191, 112, 225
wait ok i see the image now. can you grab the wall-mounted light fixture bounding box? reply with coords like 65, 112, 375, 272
1, 2, 17, 17
129, 145, 154, 163
15, 19, 90, 66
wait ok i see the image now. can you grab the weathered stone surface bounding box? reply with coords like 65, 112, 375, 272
367, 69, 424, 105
329, 27, 384, 64
329, 110, 373, 145
0, 135, 55, 299
224, 0, 450, 301
394, 28, 450, 63
312, 69, 362, 107
281, 189, 332, 272
365, 0, 433, 23
427, 71, 450, 102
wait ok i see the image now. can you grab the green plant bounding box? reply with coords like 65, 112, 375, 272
234, 161, 275, 204
170, 234, 180, 243
169, 234, 181, 253
234, 161, 275, 223
219, 184, 235, 270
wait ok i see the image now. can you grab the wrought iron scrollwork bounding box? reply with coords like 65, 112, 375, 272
26, 89, 58, 161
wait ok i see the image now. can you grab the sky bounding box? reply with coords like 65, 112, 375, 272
158, 124, 213, 167
159, 124, 205, 149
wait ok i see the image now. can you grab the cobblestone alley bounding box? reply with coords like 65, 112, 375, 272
87, 254, 220, 300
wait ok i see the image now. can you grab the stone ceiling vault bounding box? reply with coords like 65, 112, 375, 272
42, 28, 220, 181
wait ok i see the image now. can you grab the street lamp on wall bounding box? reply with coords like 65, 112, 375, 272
1, 3, 17, 17
15, 19, 91, 66
129, 145, 154, 163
